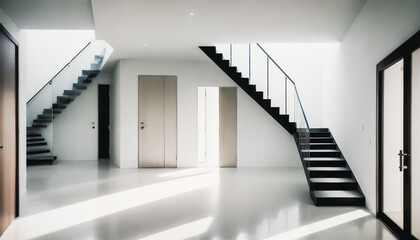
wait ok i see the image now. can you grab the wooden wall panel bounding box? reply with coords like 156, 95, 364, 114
219, 87, 237, 167
0, 25, 17, 236
164, 76, 177, 167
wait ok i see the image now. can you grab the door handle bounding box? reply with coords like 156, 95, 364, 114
140, 122, 147, 130
0, 145, 3, 149
398, 150, 409, 171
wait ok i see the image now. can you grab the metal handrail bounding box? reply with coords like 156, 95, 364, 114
26, 41, 92, 104
256, 43, 310, 128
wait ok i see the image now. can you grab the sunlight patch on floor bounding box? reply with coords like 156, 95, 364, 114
264, 209, 370, 240
138, 217, 214, 240
7, 173, 219, 239
158, 168, 216, 178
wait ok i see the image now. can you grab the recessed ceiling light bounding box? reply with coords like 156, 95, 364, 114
143, 43, 148, 46
189, 11, 195, 16
311, 35, 316, 38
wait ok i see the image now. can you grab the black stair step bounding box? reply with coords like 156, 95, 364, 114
27, 141, 47, 147
303, 157, 346, 167
246, 84, 256, 92
33, 119, 52, 123
73, 83, 88, 90
38, 114, 54, 120
43, 108, 62, 114
275, 114, 289, 123
302, 149, 341, 157
57, 96, 73, 104
95, 55, 104, 60
27, 155, 56, 166
78, 76, 92, 84
254, 91, 264, 99
310, 137, 334, 143
91, 63, 101, 70
309, 128, 330, 133
309, 143, 337, 150
307, 167, 351, 178
310, 132, 331, 137
310, 178, 357, 190
27, 133, 41, 137
27, 148, 50, 155
27, 137, 44, 142
31, 124, 47, 128
64, 90, 82, 96
269, 107, 280, 116
288, 122, 297, 133
259, 99, 271, 109
53, 104, 66, 109
214, 53, 223, 61
311, 190, 365, 206
82, 69, 100, 75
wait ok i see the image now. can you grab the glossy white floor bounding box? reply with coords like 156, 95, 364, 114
1, 160, 396, 240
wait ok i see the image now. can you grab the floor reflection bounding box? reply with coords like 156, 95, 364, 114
1, 161, 396, 240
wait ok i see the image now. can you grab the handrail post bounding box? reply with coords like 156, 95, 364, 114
266, 57, 269, 98
229, 43, 232, 66
285, 76, 287, 114
249, 43, 251, 82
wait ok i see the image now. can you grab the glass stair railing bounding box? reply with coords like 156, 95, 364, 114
214, 43, 310, 160
26, 40, 113, 165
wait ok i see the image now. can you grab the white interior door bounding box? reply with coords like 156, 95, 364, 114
197, 87, 219, 167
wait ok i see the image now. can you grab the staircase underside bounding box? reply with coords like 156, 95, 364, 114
199, 46, 365, 206
26, 56, 103, 166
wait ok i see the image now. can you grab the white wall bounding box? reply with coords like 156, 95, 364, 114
0, 8, 27, 195
323, 0, 420, 213
111, 59, 301, 168
21, 30, 95, 101
110, 61, 122, 167
217, 43, 339, 128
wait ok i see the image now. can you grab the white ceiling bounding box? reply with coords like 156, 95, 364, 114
92, 0, 366, 66
0, 0, 367, 66
0, 0, 95, 29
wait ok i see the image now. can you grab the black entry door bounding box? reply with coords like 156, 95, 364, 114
98, 85, 110, 159
377, 30, 420, 240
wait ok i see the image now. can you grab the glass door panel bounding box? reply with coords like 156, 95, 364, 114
412, 48, 420, 238
382, 59, 404, 229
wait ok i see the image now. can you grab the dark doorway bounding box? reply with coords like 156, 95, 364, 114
98, 85, 110, 159
0, 24, 19, 236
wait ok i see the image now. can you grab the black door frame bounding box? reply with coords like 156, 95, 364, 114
0, 23, 19, 218
377, 29, 420, 240
98, 84, 110, 159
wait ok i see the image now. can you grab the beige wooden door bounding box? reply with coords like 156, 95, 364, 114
164, 76, 177, 167
138, 76, 165, 167
0, 28, 17, 236
219, 87, 237, 167
138, 76, 177, 168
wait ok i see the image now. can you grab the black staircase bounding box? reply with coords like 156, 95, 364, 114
200, 47, 296, 134
199, 45, 365, 206
26, 42, 107, 166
